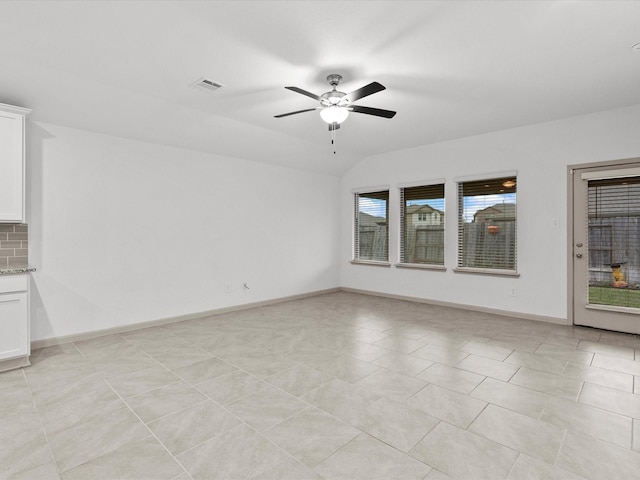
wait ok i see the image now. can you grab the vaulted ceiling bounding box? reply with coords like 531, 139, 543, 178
1, 1, 639, 175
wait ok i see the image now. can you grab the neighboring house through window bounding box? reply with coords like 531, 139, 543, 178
400, 183, 445, 265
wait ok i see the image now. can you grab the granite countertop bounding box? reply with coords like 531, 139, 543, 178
0, 264, 36, 275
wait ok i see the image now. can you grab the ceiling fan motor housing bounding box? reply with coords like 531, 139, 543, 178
320, 74, 347, 106
321, 90, 346, 106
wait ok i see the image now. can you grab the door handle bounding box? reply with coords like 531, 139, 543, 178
576, 253, 583, 258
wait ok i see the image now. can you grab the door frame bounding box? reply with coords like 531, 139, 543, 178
567, 156, 640, 328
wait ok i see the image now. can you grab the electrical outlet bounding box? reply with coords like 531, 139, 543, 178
224, 284, 231, 293
510, 287, 517, 297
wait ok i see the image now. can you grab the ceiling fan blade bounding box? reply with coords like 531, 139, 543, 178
285, 86, 322, 101
344, 82, 385, 102
349, 105, 396, 119
328, 123, 340, 131
274, 108, 317, 118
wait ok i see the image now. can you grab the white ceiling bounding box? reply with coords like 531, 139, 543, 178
1, 1, 640, 175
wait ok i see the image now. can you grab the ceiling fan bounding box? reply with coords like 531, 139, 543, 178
274, 74, 396, 131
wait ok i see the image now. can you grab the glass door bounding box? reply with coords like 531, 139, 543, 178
572, 161, 640, 333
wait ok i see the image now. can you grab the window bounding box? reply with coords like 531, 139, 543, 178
457, 176, 517, 272
354, 190, 389, 262
400, 183, 445, 265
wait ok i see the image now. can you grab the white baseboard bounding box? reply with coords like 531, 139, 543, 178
0, 355, 30, 373
30, 287, 341, 350
340, 287, 569, 326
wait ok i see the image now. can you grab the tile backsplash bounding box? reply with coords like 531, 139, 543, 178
0, 224, 28, 268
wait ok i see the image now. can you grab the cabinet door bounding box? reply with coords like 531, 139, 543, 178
0, 292, 28, 360
0, 109, 25, 222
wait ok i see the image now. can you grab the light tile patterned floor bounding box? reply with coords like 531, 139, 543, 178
2, 291, 640, 479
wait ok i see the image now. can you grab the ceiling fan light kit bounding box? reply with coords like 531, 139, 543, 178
319, 105, 349, 124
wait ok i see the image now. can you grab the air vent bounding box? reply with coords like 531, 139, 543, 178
190, 77, 224, 92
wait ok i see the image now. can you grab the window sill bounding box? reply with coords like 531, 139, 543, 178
453, 267, 520, 277
350, 260, 391, 268
396, 263, 446, 272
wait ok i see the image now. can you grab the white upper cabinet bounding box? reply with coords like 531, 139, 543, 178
0, 103, 31, 223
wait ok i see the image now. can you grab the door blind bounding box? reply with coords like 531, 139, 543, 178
587, 176, 640, 308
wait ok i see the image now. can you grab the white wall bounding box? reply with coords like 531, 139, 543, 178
27, 123, 341, 342
340, 104, 640, 323
24, 103, 640, 342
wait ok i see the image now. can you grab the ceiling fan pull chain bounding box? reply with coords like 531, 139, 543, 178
331, 125, 337, 154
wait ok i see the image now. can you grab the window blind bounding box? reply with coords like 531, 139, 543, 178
354, 190, 389, 262
457, 176, 517, 270
587, 176, 640, 308
400, 184, 445, 265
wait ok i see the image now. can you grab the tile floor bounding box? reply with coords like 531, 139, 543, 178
2, 291, 640, 479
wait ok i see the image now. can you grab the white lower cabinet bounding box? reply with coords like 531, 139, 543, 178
0, 275, 29, 372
